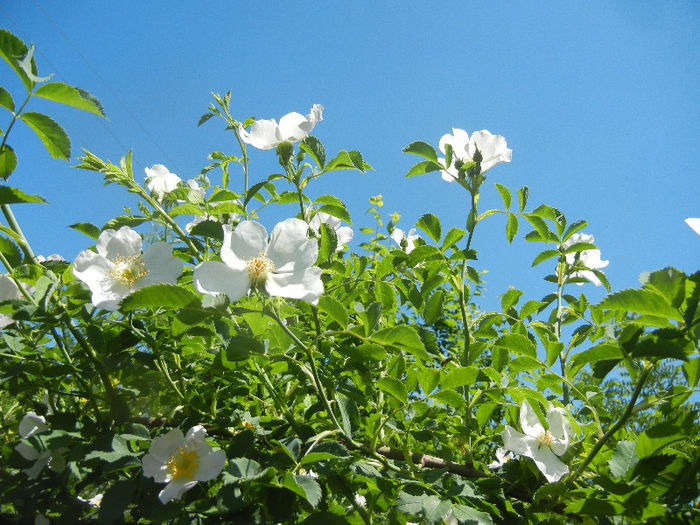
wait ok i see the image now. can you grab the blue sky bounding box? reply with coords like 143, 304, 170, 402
1, 1, 698, 312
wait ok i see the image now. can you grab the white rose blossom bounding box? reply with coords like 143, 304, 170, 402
390, 227, 420, 253
685, 218, 700, 236
501, 400, 574, 482
141, 425, 226, 504
309, 212, 354, 249
193, 219, 323, 304
0, 275, 24, 329
73, 226, 183, 311
14, 412, 67, 480
144, 164, 182, 200
561, 233, 609, 286
239, 104, 324, 150
438, 128, 512, 182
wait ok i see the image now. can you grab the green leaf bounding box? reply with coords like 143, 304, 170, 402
0, 145, 17, 179
317, 203, 351, 224
416, 213, 441, 243
406, 159, 443, 177
0, 86, 14, 112
101, 216, 148, 230
599, 288, 683, 322
317, 295, 348, 329
500, 287, 523, 311
168, 203, 203, 217
495, 183, 512, 209
0, 29, 33, 92
317, 222, 337, 264
505, 212, 518, 243
416, 367, 440, 395
285, 473, 322, 507
518, 185, 529, 212
375, 280, 396, 310
0, 235, 21, 267
0, 185, 46, 204
19, 112, 71, 160
562, 219, 587, 242
524, 214, 553, 243
370, 325, 429, 360
442, 366, 479, 389
441, 227, 465, 251
531, 249, 561, 267
431, 388, 464, 409
636, 412, 695, 458
222, 334, 264, 364
495, 333, 536, 357
683, 357, 700, 388
120, 284, 199, 311
336, 393, 360, 437
402, 140, 438, 162
452, 504, 494, 525
69, 222, 100, 240
300, 135, 325, 168
99, 479, 137, 525
423, 289, 444, 324
377, 376, 408, 404
33, 82, 105, 117
347, 150, 368, 172
563, 242, 597, 254
568, 343, 623, 376
609, 440, 638, 478
198, 112, 215, 126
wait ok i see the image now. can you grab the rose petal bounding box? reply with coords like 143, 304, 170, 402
18, 411, 48, 438
519, 400, 545, 438
193, 261, 250, 302
266, 267, 323, 304
158, 478, 198, 504
267, 218, 318, 273
224, 221, 268, 266
140, 242, 183, 286
240, 118, 282, 150
96, 226, 142, 260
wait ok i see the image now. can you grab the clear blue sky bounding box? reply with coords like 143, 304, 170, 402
1, 1, 698, 312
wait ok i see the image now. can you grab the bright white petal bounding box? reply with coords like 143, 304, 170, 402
19, 411, 48, 438
0, 275, 22, 301
519, 400, 545, 438
158, 478, 198, 503
193, 261, 250, 302
15, 442, 39, 461
470, 130, 512, 172
96, 227, 142, 260
240, 118, 281, 150
144, 164, 182, 198
439, 128, 470, 157
267, 218, 318, 273
531, 444, 569, 482
148, 428, 185, 464
278, 104, 324, 142
685, 218, 700, 236
142, 451, 170, 483
501, 425, 539, 458
561, 233, 594, 251
224, 221, 268, 266
195, 448, 226, 482
140, 242, 183, 286
546, 405, 573, 455
336, 226, 354, 247
185, 425, 208, 444
24, 451, 51, 479
390, 228, 405, 247
266, 267, 323, 304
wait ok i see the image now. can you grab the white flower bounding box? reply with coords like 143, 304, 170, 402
685, 218, 700, 236
193, 219, 323, 304
73, 226, 183, 311
561, 233, 609, 286
390, 227, 420, 253
141, 425, 226, 504
0, 275, 24, 329
78, 493, 103, 507
145, 164, 182, 200
501, 400, 574, 482
487, 447, 515, 469
438, 128, 512, 182
14, 412, 66, 479
354, 494, 367, 507
36, 254, 66, 263
239, 104, 324, 150
309, 212, 354, 249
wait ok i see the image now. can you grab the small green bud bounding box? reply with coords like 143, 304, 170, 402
276, 141, 294, 166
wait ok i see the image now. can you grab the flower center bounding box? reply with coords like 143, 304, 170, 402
110, 255, 148, 286
166, 444, 200, 480
247, 252, 275, 284
537, 431, 554, 446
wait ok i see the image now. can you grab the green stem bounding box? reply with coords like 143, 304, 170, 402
252, 359, 303, 436
554, 267, 570, 405
1, 92, 32, 151
1, 204, 36, 263
567, 364, 652, 485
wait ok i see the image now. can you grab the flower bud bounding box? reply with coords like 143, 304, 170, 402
276, 141, 294, 165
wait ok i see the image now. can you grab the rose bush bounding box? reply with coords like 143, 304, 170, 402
1, 30, 699, 524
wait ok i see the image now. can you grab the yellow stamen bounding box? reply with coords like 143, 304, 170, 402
166, 444, 200, 480
247, 251, 275, 284
537, 431, 554, 446
110, 255, 148, 286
